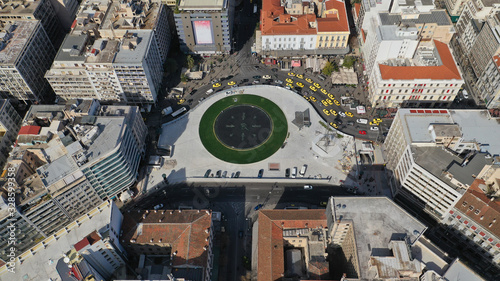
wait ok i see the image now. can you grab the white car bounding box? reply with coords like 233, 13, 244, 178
274, 80, 283, 84
304, 185, 313, 190
291, 167, 297, 178
263, 75, 271, 79
339, 111, 347, 118
370, 126, 379, 131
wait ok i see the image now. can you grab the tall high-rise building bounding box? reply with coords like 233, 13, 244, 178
174, 0, 234, 55
0, 21, 56, 103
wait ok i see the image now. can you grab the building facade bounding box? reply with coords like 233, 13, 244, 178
476, 54, 500, 108
0, 100, 22, 169
174, 0, 233, 55
0, 21, 56, 103
259, 0, 350, 57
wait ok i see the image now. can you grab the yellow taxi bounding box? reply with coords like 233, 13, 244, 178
320, 88, 328, 95
227, 81, 236, 86
288, 72, 296, 77
345, 111, 353, 117
305, 78, 313, 83
286, 83, 293, 88
303, 96, 310, 101
373, 118, 383, 123
313, 82, 321, 88
310, 96, 317, 102
330, 122, 338, 129
296, 82, 304, 88
370, 122, 379, 126
296, 74, 304, 79
330, 109, 338, 116
321, 99, 329, 106
326, 99, 333, 105
286, 78, 293, 83
213, 83, 222, 88
333, 99, 340, 106
177, 99, 185, 104
309, 86, 317, 91
328, 93, 334, 99
323, 109, 330, 116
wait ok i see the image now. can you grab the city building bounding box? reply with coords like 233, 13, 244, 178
259, 0, 350, 57
441, 178, 500, 278
174, 0, 234, 55
421, 258, 486, 281
0, 102, 145, 262
0, 0, 74, 45
0, 201, 124, 281
45, 0, 170, 106
0, 21, 56, 103
443, 0, 468, 22
476, 53, 500, 108
0, 100, 22, 169
121, 209, 214, 281
368, 40, 463, 108
384, 109, 500, 222
252, 209, 329, 281
326, 197, 427, 279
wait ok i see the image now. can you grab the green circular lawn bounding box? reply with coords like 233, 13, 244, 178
199, 94, 288, 164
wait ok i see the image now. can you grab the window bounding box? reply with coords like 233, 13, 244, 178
469, 205, 474, 211
462, 201, 468, 207
475, 209, 480, 215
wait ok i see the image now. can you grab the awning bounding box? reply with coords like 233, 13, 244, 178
265, 58, 276, 65
291, 60, 301, 67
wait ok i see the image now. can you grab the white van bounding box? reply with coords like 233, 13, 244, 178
356, 118, 368, 124
206, 89, 214, 95
299, 165, 307, 177
291, 167, 297, 178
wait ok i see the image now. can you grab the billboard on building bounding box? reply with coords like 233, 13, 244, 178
193, 20, 213, 45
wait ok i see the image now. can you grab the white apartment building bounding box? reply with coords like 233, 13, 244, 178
0, 99, 21, 169
46, 0, 169, 106
477, 54, 500, 108
0, 21, 56, 103
444, 0, 467, 21
385, 109, 500, 221
368, 40, 463, 108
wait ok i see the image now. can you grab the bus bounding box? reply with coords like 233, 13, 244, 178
172, 107, 187, 118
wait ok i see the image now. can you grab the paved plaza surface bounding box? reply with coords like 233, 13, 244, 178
148, 85, 357, 189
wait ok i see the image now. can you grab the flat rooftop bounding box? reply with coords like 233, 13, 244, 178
178, 0, 226, 10
114, 31, 152, 64
83, 117, 125, 163
0, 201, 115, 281
379, 10, 452, 26
399, 109, 500, 155
53, 34, 87, 62
330, 197, 427, 280
0, 21, 38, 65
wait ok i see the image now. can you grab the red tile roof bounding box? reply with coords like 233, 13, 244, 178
379, 40, 462, 80
455, 179, 500, 238
0, 259, 5, 268
354, 3, 361, 18
18, 125, 41, 135
493, 54, 500, 71
122, 210, 212, 268
261, 0, 348, 35
257, 210, 327, 281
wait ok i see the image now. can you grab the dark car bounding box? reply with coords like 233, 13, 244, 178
234, 171, 241, 178
252, 75, 262, 79
225, 75, 234, 80
347, 121, 355, 126
271, 68, 278, 72
189, 89, 197, 95
285, 168, 290, 178
254, 204, 263, 211
335, 118, 343, 125
240, 78, 249, 84
253, 65, 260, 69
204, 169, 211, 178
216, 170, 222, 178
258, 169, 264, 178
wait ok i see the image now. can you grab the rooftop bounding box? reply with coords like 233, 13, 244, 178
330, 197, 427, 280
442, 258, 486, 281
0, 21, 38, 65
53, 34, 88, 63
113, 31, 152, 64
455, 179, 500, 239
256, 209, 327, 281
178, 0, 226, 10
379, 40, 462, 80
0, 201, 116, 281
411, 146, 468, 192
379, 10, 452, 26
121, 209, 212, 268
